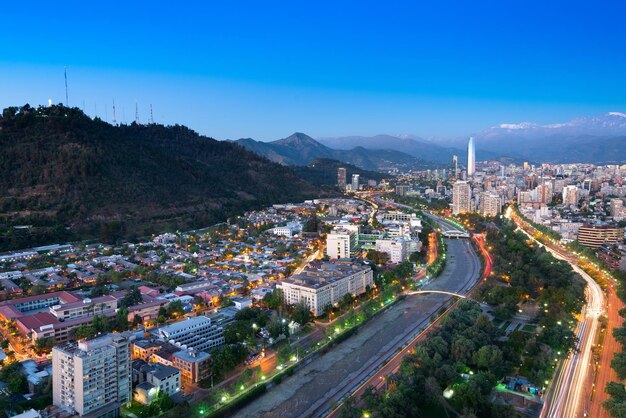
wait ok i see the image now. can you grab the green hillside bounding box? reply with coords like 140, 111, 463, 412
0, 105, 321, 250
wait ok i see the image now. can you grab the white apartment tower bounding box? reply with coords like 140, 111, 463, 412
480, 193, 502, 217
562, 185, 579, 206
452, 181, 472, 214
326, 226, 359, 259
53, 334, 132, 417
611, 198, 624, 221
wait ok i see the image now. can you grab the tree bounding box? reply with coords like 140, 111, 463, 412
612, 353, 626, 380
133, 314, 143, 326
291, 301, 312, 326
224, 321, 255, 344
266, 313, 288, 339
120, 287, 142, 308
70, 325, 97, 340
34, 337, 55, 355
604, 381, 626, 416
276, 344, 292, 365
167, 300, 185, 318
263, 289, 284, 309
114, 307, 129, 331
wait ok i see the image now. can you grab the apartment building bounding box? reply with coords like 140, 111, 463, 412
578, 224, 625, 248
132, 339, 211, 391
326, 226, 359, 259
151, 316, 225, 353
452, 181, 471, 214
277, 261, 373, 316
52, 334, 131, 418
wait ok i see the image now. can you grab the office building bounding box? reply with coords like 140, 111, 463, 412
452, 181, 471, 214
375, 238, 421, 263
451, 155, 458, 177
351, 174, 360, 191
578, 224, 624, 248
395, 185, 410, 196
52, 334, 131, 417
152, 315, 225, 353
337, 167, 347, 189
277, 261, 373, 316
326, 226, 359, 259
467, 137, 476, 176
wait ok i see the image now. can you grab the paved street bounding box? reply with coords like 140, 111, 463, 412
234, 238, 480, 418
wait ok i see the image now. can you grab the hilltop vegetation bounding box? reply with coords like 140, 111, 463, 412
0, 104, 322, 250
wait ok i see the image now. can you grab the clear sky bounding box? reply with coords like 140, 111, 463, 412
1, 1, 625, 141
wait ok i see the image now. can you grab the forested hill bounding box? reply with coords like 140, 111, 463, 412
0, 105, 322, 249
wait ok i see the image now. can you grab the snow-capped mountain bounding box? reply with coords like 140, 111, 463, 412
476, 112, 626, 140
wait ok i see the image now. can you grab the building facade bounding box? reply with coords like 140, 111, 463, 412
277, 261, 373, 316
52, 334, 131, 417
152, 316, 225, 353
467, 137, 475, 176
578, 225, 624, 248
452, 181, 471, 215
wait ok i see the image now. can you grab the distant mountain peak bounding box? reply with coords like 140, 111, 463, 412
273, 132, 327, 148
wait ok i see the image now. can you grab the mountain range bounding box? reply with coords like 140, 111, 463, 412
316, 112, 626, 164
235, 133, 432, 171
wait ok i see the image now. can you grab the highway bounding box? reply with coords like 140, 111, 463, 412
234, 227, 480, 418
507, 207, 605, 418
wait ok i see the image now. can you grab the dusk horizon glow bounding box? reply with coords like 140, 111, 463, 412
2, 1, 626, 141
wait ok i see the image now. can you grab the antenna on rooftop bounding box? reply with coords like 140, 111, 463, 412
64, 67, 69, 107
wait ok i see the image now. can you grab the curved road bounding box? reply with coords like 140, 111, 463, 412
507, 208, 605, 418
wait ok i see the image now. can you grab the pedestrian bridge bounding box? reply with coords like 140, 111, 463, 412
407, 290, 468, 299
442, 230, 470, 238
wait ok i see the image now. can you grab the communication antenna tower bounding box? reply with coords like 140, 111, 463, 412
150, 104, 154, 124
112, 100, 117, 125
64, 67, 69, 107
135, 102, 139, 124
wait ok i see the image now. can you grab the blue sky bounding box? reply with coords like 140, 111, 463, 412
1, 1, 625, 140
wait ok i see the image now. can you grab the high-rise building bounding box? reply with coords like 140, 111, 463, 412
53, 334, 132, 417
337, 167, 347, 189
480, 193, 502, 217
452, 181, 471, 214
611, 198, 624, 221
467, 137, 476, 176
351, 174, 360, 191
562, 185, 579, 206
395, 185, 410, 196
451, 155, 458, 177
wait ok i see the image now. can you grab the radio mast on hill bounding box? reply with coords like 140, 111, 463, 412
64, 67, 69, 107
150, 104, 154, 124
112, 100, 117, 125
135, 102, 139, 124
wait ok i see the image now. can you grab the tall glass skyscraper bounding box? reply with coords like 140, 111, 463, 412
467, 137, 475, 176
